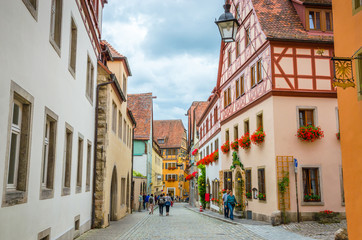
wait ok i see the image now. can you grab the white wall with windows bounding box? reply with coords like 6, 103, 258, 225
0, 0, 101, 239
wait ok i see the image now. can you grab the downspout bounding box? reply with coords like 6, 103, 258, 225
92, 75, 115, 228
130, 126, 135, 214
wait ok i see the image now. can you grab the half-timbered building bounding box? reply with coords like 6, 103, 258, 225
217, 0, 344, 222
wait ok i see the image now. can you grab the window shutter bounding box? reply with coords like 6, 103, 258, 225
176, 175, 178, 181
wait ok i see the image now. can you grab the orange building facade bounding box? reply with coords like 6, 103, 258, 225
332, 0, 362, 238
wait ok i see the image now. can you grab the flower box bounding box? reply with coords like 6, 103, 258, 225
230, 140, 239, 151
246, 192, 252, 199
258, 193, 266, 201
315, 210, 340, 224
297, 125, 324, 142
221, 141, 230, 154
238, 133, 251, 149
336, 132, 340, 140
213, 150, 219, 161
251, 128, 266, 145
304, 194, 321, 202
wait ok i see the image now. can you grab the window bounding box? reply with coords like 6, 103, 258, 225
299, 109, 314, 127
234, 125, 238, 140
224, 171, 232, 191
240, 76, 244, 95
236, 40, 240, 58
41, 109, 58, 197
4, 82, 33, 206
158, 139, 164, 144
257, 60, 263, 82
123, 75, 127, 96
244, 119, 250, 134
123, 120, 127, 143
23, 0, 38, 19
118, 111, 122, 140
258, 168, 266, 199
86, 141, 91, 191
215, 139, 219, 150
127, 124, 130, 147
37, 228, 51, 240
214, 106, 218, 123
228, 87, 231, 105
121, 178, 126, 205
129, 127, 132, 147
63, 125, 73, 195
357, 51, 362, 100
251, 65, 256, 87
224, 88, 231, 108
306, 9, 333, 32
257, 113, 263, 129
206, 146, 209, 155
246, 169, 252, 198
206, 118, 209, 132
228, 50, 232, 67
353, 0, 362, 13
86, 56, 94, 102
76, 137, 83, 192
166, 174, 177, 181
245, 27, 250, 47
49, 0, 63, 51
302, 168, 321, 202
212, 180, 219, 201
225, 129, 229, 142
69, 18, 78, 76
112, 101, 117, 133
235, 79, 240, 98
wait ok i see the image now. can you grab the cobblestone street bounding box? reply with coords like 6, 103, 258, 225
78, 203, 322, 240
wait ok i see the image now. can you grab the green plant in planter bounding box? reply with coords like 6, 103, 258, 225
278, 171, 290, 224
315, 210, 340, 224
230, 151, 244, 170
198, 164, 206, 209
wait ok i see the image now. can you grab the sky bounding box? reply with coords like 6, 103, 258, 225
102, 0, 223, 129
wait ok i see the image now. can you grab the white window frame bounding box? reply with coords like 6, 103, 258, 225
7, 100, 23, 189
42, 119, 50, 187
296, 106, 318, 128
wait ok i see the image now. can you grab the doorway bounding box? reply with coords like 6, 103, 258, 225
110, 167, 118, 221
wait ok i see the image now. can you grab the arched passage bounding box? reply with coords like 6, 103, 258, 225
110, 166, 118, 221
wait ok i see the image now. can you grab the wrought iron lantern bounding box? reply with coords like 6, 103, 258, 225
331, 57, 355, 89
215, 0, 240, 42
252, 188, 258, 199
237, 177, 242, 183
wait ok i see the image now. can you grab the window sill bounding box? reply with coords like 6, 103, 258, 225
62, 187, 71, 196
86, 185, 91, 192
40, 187, 54, 200
76, 186, 82, 194
301, 201, 324, 206
49, 38, 61, 57
3, 189, 26, 207
85, 93, 93, 106
68, 67, 76, 79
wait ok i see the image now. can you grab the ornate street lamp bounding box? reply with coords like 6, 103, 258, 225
215, 0, 240, 42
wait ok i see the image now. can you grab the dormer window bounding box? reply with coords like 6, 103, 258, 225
158, 139, 165, 144
306, 8, 333, 32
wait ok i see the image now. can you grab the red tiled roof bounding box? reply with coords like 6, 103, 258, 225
252, 0, 333, 43
128, 93, 153, 140
153, 120, 186, 149
101, 40, 124, 59
298, 0, 332, 5
194, 102, 209, 127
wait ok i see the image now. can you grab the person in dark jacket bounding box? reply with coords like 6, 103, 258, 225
227, 191, 238, 220
143, 194, 146, 210
158, 194, 165, 216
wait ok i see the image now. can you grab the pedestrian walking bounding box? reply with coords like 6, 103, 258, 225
165, 194, 172, 216
145, 194, 150, 210
148, 194, 154, 214
138, 194, 143, 212
143, 194, 146, 210
223, 190, 230, 218
227, 191, 238, 220
171, 196, 174, 207
158, 194, 165, 216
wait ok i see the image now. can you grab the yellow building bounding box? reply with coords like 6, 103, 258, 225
332, 0, 362, 238
93, 41, 136, 228
154, 120, 189, 199
152, 140, 163, 195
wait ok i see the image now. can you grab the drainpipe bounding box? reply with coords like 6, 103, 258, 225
92, 75, 115, 228
130, 127, 135, 214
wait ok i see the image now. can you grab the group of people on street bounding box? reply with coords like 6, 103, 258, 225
222, 189, 238, 220
138, 193, 174, 216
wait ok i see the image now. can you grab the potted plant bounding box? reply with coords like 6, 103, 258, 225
231, 140, 239, 151
246, 191, 252, 199
297, 125, 324, 142
221, 141, 230, 154
315, 210, 340, 224
238, 133, 251, 149
336, 132, 340, 140
251, 127, 266, 145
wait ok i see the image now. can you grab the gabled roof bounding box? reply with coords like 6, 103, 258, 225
194, 102, 209, 128
127, 93, 153, 140
101, 40, 133, 76
252, 0, 333, 43
153, 120, 185, 149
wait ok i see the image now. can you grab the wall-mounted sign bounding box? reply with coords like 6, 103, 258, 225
331, 57, 355, 89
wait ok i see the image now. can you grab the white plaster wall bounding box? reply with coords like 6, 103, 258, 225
133, 155, 148, 177
0, 1, 98, 239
